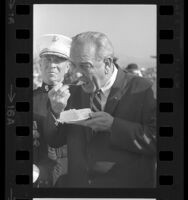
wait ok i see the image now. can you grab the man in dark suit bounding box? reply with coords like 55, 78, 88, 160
44, 31, 156, 188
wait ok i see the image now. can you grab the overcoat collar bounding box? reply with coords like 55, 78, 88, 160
104, 67, 133, 114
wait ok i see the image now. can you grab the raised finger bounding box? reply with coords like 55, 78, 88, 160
58, 89, 70, 98
59, 84, 69, 92
48, 83, 63, 97
53, 82, 63, 92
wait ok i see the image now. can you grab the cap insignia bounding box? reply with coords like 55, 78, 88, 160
52, 36, 59, 42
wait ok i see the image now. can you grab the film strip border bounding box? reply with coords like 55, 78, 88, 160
5, 0, 184, 200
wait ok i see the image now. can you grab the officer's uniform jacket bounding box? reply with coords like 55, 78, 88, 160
33, 83, 67, 186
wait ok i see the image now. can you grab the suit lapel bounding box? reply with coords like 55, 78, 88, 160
104, 68, 133, 115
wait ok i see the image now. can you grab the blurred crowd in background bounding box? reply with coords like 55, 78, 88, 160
33, 58, 156, 98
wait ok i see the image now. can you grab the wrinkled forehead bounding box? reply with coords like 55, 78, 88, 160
70, 42, 97, 63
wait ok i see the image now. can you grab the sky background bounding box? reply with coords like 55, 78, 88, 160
33, 4, 156, 69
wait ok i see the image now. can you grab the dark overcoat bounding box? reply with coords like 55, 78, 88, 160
44, 68, 156, 188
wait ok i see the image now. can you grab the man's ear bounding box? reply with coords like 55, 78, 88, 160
65, 63, 70, 74
104, 57, 113, 72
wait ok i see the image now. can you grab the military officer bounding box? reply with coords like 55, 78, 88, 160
33, 34, 72, 187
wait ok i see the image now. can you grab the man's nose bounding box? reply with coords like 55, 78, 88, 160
49, 62, 57, 68
75, 72, 83, 79
73, 69, 83, 79
69, 67, 83, 80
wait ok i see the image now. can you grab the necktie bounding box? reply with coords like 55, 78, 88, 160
88, 90, 102, 140
90, 89, 102, 112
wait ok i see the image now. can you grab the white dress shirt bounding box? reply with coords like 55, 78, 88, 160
100, 65, 118, 110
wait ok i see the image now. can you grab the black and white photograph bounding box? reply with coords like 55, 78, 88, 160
33, 4, 157, 188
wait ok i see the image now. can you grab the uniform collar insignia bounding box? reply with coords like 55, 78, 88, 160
41, 82, 53, 92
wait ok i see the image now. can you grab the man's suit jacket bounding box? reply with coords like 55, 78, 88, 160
44, 67, 156, 188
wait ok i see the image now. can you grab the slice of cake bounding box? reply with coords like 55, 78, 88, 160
58, 108, 92, 123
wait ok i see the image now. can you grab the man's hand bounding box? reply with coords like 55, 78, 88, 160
48, 84, 70, 115
76, 111, 114, 132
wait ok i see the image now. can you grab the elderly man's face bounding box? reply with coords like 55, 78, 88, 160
40, 54, 69, 85
70, 43, 107, 93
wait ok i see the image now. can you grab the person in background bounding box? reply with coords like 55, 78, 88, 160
44, 31, 156, 188
33, 34, 72, 187
125, 63, 143, 77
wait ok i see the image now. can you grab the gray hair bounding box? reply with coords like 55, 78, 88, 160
71, 31, 114, 61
